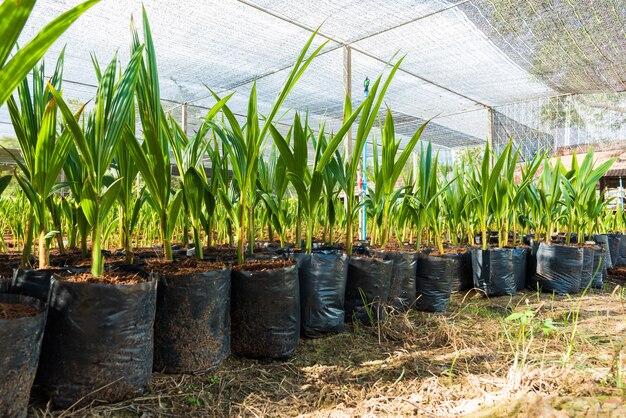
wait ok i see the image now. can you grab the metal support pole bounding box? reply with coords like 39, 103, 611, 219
182, 102, 188, 135
487, 106, 495, 149
361, 135, 367, 241
619, 176, 624, 213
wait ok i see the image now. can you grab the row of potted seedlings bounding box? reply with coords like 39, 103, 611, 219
3, 224, 626, 415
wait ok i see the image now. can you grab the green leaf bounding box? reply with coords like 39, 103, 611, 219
99, 178, 123, 223
0, 174, 11, 196
0, 0, 36, 68
166, 190, 184, 239
0, 0, 100, 106
80, 179, 98, 227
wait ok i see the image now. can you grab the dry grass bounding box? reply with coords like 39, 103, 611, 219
29, 277, 626, 417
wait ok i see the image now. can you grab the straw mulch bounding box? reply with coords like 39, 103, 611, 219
31, 275, 626, 417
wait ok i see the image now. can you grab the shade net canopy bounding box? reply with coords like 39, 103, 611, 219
1, 0, 625, 160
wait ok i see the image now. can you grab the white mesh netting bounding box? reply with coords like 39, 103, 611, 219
1, 0, 625, 158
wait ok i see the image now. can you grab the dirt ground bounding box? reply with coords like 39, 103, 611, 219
30, 272, 625, 417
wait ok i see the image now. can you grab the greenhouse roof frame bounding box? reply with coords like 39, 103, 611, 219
1, 0, 625, 156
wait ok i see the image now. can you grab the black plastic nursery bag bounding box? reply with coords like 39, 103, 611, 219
530, 243, 583, 294
154, 267, 231, 373
294, 250, 348, 337
0, 294, 48, 418
369, 249, 417, 311
36, 276, 157, 408
345, 256, 392, 324
231, 264, 300, 359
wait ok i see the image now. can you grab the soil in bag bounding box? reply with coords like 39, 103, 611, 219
293, 250, 348, 337
472, 248, 526, 296
231, 259, 300, 359
345, 256, 392, 324
530, 243, 583, 294
526, 240, 541, 289
36, 269, 157, 408
368, 249, 417, 311
0, 293, 47, 418
415, 250, 458, 312
150, 258, 231, 374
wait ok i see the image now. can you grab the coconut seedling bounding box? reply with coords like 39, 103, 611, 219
167, 104, 230, 260
62, 140, 93, 258
322, 58, 404, 255
442, 160, 470, 248
369, 109, 428, 247
112, 104, 144, 264
270, 109, 361, 253
560, 149, 615, 244
8, 55, 78, 268
51, 48, 143, 277
123, 9, 183, 262
215, 29, 327, 264
204, 137, 232, 247
467, 141, 511, 251
319, 133, 346, 246
491, 142, 543, 248
509, 150, 546, 246
257, 144, 289, 246
537, 157, 566, 243
410, 140, 455, 254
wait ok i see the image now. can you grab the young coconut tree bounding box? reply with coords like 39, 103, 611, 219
490, 142, 543, 248
324, 58, 405, 255
257, 144, 289, 247
123, 9, 183, 262
537, 157, 566, 243
215, 29, 328, 264
369, 109, 428, 247
442, 160, 470, 248
204, 137, 231, 248
8, 55, 78, 268
468, 141, 511, 251
166, 102, 230, 260
112, 107, 145, 264
560, 149, 615, 244
269, 111, 360, 254
417, 142, 455, 254
63, 141, 92, 258
319, 135, 345, 245
51, 48, 144, 277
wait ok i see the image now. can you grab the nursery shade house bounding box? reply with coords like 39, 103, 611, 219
3, 0, 625, 159
2, 0, 626, 417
